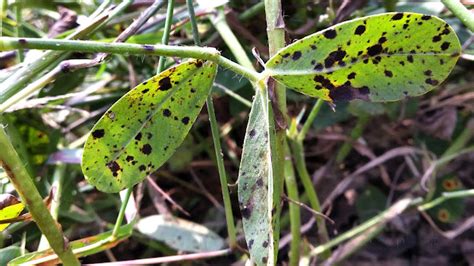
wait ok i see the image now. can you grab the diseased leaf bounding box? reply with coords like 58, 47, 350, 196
265, 12, 460, 103
82, 59, 217, 193
0, 194, 24, 232
238, 87, 275, 265
429, 174, 465, 223
136, 215, 225, 252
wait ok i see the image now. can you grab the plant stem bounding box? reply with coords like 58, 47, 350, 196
0, 37, 260, 83
441, 0, 474, 32
336, 115, 369, 163
0, 122, 80, 265
210, 8, 255, 70
0, 0, 129, 104
418, 189, 474, 211
265, 0, 287, 259
38, 162, 66, 250
310, 197, 422, 257
187, 0, 237, 247
284, 143, 301, 266
239, 2, 265, 21
14, 1, 24, 62
298, 99, 324, 141
112, 187, 133, 238
157, 0, 175, 73
289, 138, 330, 247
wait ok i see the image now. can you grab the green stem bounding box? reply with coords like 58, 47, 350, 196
0, 0, 129, 104
14, 1, 24, 62
297, 99, 324, 141
38, 162, 66, 250
0, 122, 80, 265
186, 0, 237, 247
284, 143, 301, 266
239, 2, 265, 21
441, 0, 474, 32
336, 115, 369, 163
0, 37, 260, 83
210, 8, 255, 70
418, 189, 474, 211
265, 0, 287, 260
289, 138, 330, 249
112, 187, 133, 238
310, 197, 422, 257
157, 0, 175, 73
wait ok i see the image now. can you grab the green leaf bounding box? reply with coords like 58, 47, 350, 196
429, 174, 465, 223
136, 215, 225, 252
238, 87, 276, 265
0, 194, 24, 232
0, 246, 22, 265
265, 12, 460, 103
8, 224, 132, 265
355, 185, 387, 222
82, 59, 217, 193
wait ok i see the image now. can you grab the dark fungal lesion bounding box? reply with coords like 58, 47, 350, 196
140, 144, 152, 155
323, 29, 337, 39
158, 76, 172, 91
91, 129, 105, 139
292, 51, 302, 60
354, 25, 366, 35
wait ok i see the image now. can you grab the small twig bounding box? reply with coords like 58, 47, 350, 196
282, 195, 335, 224
83, 248, 232, 265
146, 176, 190, 216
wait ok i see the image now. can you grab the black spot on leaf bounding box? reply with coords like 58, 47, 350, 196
384, 70, 393, 77
141, 88, 149, 94
324, 48, 347, 68
441, 42, 450, 50
323, 29, 337, 39
139, 165, 146, 172
107, 161, 121, 177
135, 132, 142, 141
163, 109, 171, 117
425, 78, 439, 85
141, 144, 152, 155
92, 129, 105, 139
126, 156, 134, 162
391, 13, 404, 20
367, 44, 383, 56
433, 36, 441, 42
354, 25, 366, 35
347, 72, 356, 79
158, 77, 172, 91
421, 15, 431, 20
424, 70, 432, 76
181, 117, 190, 125
292, 51, 302, 60
407, 55, 414, 63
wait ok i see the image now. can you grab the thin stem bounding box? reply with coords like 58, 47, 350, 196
186, 0, 237, 247
112, 187, 133, 238
418, 189, 474, 211
14, 1, 24, 61
336, 115, 369, 163
265, 0, 287, 259
239, 2, 265, 21
310, 197, 422, 257
157, 0, 175, 73
0, 0, 118, 104
210, 8, 255, 71
284, 143, 301, 266
441, 0, 474, 32
0, 122, 80, 265
38, 162, 66, 250
298, 99, 324, 141
0, 37, 260, 83
186, 0, 201, 46
289, 138, 330, 251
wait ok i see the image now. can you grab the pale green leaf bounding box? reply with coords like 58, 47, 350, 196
238, 87, 275, 265
0, 194, 24, 232
265, 12, 460, 103
136, 215, 225, 252
82, 59, 217, 193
